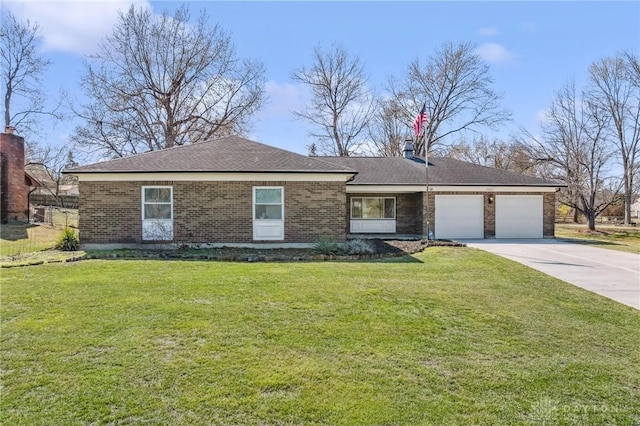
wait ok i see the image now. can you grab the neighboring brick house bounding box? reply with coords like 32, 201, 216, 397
65, 136, 564, 248
0, 128, 40, 223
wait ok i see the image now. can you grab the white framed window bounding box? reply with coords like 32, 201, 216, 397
253, 187, 283, 220
350, 197, 396, 219
141, 186, 173, 241
253, 186, 284, 240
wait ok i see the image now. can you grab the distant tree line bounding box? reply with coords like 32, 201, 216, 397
1, 4, 638, 229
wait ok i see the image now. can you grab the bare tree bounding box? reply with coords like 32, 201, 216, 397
292, 43, 374, 156
366, 97, 409, 157
589, 52, 640, 225
387, 41, 511, 156
1, 11, 53, 136
28, 144, 80, 207
72, 5, 266, 158
520, 82, 620, 230
446, 137, 537, 175
625, 52, 640, 86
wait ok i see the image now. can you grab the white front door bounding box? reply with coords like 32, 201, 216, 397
253, 187, 284, 240
495, 195, 543, 238
435, 195, 484, 239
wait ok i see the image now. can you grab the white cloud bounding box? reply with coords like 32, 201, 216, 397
5, 0, 151, 55
257, 80, 310, 119
475, 42, 516, 66
535, 109, 549, 124
478, 26, 500, 37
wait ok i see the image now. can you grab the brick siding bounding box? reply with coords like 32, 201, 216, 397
0, 132, 28, 222
79, 180, 346, 244
79, 181, 557, 244
425, 191, 557, 238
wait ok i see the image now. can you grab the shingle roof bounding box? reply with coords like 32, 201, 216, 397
322, 156, 562, 186
65, 136, 356, 174
319, 157, 426, 184
65, 136, 562, 187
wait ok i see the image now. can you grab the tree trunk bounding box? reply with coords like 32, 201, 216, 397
587, 213, 596, 231
4, 89, 11, 127
573, 208, 579, 223
624, 189, 632, 226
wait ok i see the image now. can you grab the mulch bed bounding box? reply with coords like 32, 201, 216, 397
84, 239, 465, 262
2, 239, 466, 267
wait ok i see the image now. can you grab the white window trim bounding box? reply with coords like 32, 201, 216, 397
253, 186, 284, 220
141, 186, 173, 241
253, 186, 285, 241
350, 197, 396, 220
141, 186, 173, 220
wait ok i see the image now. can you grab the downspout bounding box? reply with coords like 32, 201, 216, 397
27, 186, 38, 224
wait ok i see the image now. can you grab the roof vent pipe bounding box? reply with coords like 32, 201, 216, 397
402, 140, 414, 158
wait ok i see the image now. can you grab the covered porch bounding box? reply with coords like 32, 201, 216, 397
345, 190, 427, 239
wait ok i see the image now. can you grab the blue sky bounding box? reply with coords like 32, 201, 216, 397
4, 1, 639, 158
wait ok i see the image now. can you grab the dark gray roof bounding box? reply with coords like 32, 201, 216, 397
322, 156, 562, 186
65, 136, 356, 174
320, 157, 426, 184
65, 136, 562, 187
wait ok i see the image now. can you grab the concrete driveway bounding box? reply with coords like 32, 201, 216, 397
462, 239, 640, 310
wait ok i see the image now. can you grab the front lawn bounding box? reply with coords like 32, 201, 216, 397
555, 223, 640, 254
0, 223, 62, 256
2, 249, 639, 425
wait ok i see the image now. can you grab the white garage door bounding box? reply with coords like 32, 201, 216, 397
435, 195, 484, 239
495, 195, 543, 238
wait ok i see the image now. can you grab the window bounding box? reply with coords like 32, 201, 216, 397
143, 187, 172, 219
253, 187, 284, 240
253, 187, 283, 220
351, 197, 395, 219
141, 186, 173, 241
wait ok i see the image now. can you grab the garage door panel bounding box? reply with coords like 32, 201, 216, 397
435, 195, 484, 239
495, 195, 543, 239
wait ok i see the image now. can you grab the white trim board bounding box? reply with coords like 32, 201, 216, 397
72, 172, 354, 182
346, 185, 425, 193
347, 185, 559, 193
429, 185, 559, 193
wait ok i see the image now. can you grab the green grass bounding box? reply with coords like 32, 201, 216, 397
50, 208, 79, 228
2, 249, 639, 425
0, 223, 62, 256
1, 223, 82, 266
555, 223, 640, 254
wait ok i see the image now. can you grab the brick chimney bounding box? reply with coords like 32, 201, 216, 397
0, 129, 28, 222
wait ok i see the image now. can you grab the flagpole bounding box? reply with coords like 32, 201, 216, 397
424, 119, 430, 244
413, 102, 430, 243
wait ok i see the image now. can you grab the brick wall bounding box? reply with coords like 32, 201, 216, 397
0, 131, 28, 222
484, 193, 496, 238
425, 191, 557, 238
542, 192, 556, 236
79, 180, 346, 244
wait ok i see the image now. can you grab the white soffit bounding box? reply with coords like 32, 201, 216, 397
74, 172, 354, 182
346, 185, 426, 193
429, 185, 558, 193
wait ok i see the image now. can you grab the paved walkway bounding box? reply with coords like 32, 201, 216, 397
462, 239, 640, 310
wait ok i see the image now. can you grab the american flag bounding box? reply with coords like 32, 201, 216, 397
413, 103, 427, 137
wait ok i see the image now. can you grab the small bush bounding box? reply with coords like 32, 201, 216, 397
311, 237, 340, 255
56, 227, 80, 251
340, 239, 374, 255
